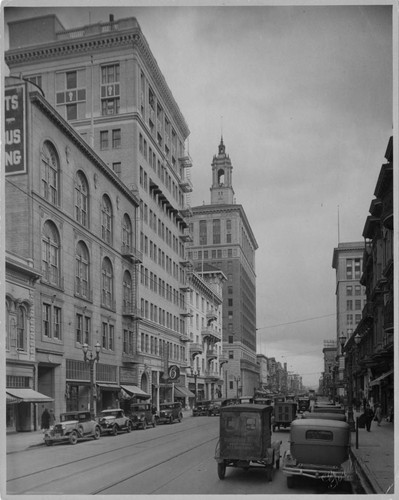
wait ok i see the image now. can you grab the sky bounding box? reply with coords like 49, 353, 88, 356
2, 1, 395, 388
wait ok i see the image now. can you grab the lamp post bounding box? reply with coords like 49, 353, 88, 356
82, 341, 100, 419
234, 376, 241, 399
191, 368, 198, 405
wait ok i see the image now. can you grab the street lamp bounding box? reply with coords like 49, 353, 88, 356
234, 376, 241, 399
191, 367, 198, 405
82, 341, 101, 419
339, 333, 346, 355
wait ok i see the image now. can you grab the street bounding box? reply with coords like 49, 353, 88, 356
7, 414, 353, 495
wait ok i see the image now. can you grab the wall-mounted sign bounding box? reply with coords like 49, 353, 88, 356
5, 85, 26, 175
168, 365, 180, 381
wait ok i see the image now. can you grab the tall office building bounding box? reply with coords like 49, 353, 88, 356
6, 14, 195, 407
189, 138, 259, 398
332, 242, 367, 400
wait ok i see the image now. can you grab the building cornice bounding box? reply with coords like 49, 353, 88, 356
5, 17, 189, 138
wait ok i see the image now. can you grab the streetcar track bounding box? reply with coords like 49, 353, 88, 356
7, 419, 212, 484
92, 434, 218, 494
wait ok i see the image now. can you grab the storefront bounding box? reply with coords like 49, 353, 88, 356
6, 388, 54, 432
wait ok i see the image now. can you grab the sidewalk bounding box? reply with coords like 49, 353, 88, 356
7, 408, 195, 455
350, 410, 395, 494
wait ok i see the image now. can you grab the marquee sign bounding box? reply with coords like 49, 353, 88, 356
5, 85, 26, 175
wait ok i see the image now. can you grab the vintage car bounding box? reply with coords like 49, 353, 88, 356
208, 400, 222, 416
98, 409, 133, 435
282, 418, 353, 490
297, 397, 311, 413
44, 411, 101, 446
193, 400, 212, 416
157, 402, 183, 424
221, 398, 239, 407
301, 411, 346, 422
215, 404, 281, 481
129, 403, 156, 429
273, 401, 298, 431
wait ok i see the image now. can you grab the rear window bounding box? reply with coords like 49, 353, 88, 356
306, 430, 333, 441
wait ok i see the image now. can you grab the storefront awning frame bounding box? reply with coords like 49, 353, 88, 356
6, 388, 54, 403
120, 385, 151, 399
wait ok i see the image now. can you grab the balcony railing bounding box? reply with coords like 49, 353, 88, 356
206, 310, 218, 323
121, 244, 143, 264
201, 328, 221, 343
122, 305, 143, 320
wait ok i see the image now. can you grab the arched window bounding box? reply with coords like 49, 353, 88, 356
75, 171, 89, 227
41, 141, 59, 205
16, 305, 26, 350
122, 270, 132, 312
42, 221, 60, 286
76, 241, 90, 299
101, 257, 113, 308
101, 195, 113, 244
122, 214, 132, 253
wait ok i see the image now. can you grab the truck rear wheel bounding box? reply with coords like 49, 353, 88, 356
217, 462, 226, 479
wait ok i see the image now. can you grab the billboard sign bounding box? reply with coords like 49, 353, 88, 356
5, 84, 26, 175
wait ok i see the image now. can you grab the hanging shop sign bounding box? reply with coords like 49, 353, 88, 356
168, 365, 180, 381
5, 84, 26, 175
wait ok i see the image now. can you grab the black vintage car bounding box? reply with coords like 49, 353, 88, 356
129, 403, 156, 429
193, 400, 212, 416
157, 402, 183, 424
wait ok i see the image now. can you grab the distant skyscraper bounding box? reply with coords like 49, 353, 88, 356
332, 242, 366, 400
189, 138, 259, 398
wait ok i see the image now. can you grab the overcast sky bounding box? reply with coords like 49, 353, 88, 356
3, 2, 394, 388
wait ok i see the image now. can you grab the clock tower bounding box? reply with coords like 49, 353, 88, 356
210, 137, 235, 205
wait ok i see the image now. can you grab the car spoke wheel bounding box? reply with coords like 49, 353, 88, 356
169, 416, 173, 424
112, 425, 118, 436
142, 420, 147, 430
44, 438, 53, 446
69, 431, 78, 445
217, 462, 226, 480
93, 426, 101, 440
126, 421, 132, 433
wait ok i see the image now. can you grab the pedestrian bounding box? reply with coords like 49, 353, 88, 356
49, 409, 56, 426
41, 408, 50, 430
374, 404, 382, 426
364, 404, 374, 432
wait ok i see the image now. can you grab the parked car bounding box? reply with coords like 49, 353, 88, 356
193, 400, 212, 416
209, 400, 222, 416
98, 409, 133, 435
129, 403, 156, 429
157, 402, 183, 424
282, 418, 353, 490
44, 411, 101, 446
273, 401, 298, 431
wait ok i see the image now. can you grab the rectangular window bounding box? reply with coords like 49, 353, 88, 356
355, 300, 362, 310
53, 307, 61, 339
100, 131, 109, 149
355, 285, 361, 296
76, 314, 83, 344
109, 324, 114, 351
102, 322, 108, 349
346, 286, 353, 296
229, 335, 233, 343
66, 103, 77, 120
213, 219, 221, 244
112, 162, 121, 176
346, 259, 353, 279
228, 350, 234, 359
347, 300, 353, 311
112, 129, 121, 148
66, 71, 77, 89
26, 75, 42, 88
199, 220, 207, 245
43, 303, 51, 337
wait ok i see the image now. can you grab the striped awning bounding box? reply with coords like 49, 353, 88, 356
369, 369, 394, 387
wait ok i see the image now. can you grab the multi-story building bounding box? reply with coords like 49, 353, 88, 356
189, 138, 259, 398
332, 241, 367, 400
5, 76, 140, 430
347, 136, 393, 417
6, 14, 194, 407
185, 264, 226, 403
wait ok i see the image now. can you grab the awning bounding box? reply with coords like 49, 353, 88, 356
7, 394, 20, 404
97, 383, 120, 391
174, 385, 195, 398
369, 369, 394, 386
120, 385, 151, 399
6, 388, 54, 403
